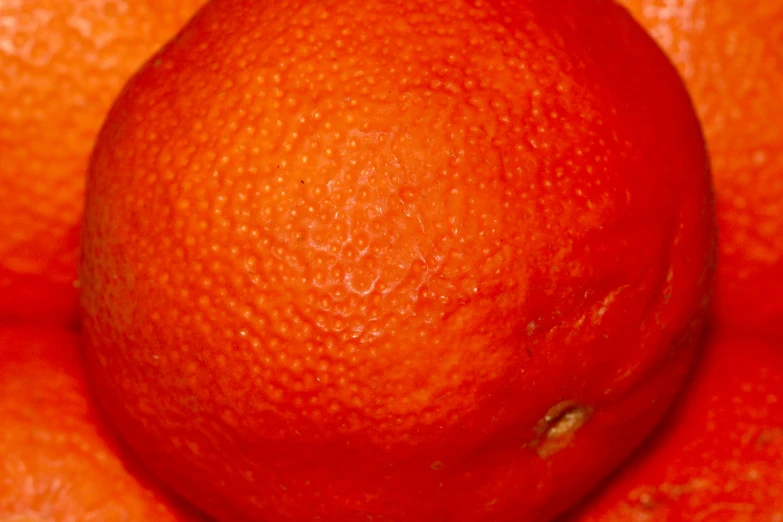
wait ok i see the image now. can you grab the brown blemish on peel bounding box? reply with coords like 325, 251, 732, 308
531, 400, 592, 458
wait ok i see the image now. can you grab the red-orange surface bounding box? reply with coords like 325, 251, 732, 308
80, 0, 715, 520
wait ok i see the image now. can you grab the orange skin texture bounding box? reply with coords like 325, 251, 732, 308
0, 326, 208, 521
79, 0, 715, 520
0, 0, 204, 325
617, 0, 783, 339
561, 333, 783, 522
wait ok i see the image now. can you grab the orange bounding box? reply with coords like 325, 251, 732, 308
0, 0, 205, 325
562, 333, 783, 521
79, 0, 716, 520
617, 0, 783, 339
0, 326, 208, 521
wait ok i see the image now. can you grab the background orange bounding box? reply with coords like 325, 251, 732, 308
0, 0, 204, 325
562, 333, 783, 521
0, 326, 208, 521
618, 0, 783, 339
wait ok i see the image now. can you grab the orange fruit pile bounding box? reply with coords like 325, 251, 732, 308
0, 0, 204, 518
78, 0, 714, 520
565, 0, 783, 519
1, 0, 781, 521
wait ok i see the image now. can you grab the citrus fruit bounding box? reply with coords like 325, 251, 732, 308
0, 0, 205, 325
562, 333, 783, 521
79, 0, 716, 520
0, 326, 207, 521
617, 0, 783, 339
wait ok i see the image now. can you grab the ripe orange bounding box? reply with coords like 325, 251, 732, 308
561, 333, 783, 521
79, 0, 716, 520
0, 326, 207, 521
616, 0, 783, 339
0, 0, 205, 325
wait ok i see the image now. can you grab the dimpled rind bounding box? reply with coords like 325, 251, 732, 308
80, 0, 716, 521
0, 0, 204, 324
